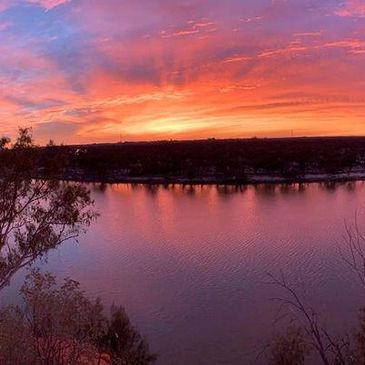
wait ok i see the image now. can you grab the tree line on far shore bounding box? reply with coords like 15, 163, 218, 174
35, 137, 365, 182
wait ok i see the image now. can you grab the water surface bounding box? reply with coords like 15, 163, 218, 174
6, 182, 365, 364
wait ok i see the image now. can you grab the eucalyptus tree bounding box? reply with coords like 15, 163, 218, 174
0, 128, 96, 290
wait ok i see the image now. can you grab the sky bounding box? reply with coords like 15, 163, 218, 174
0, 0, 365, 144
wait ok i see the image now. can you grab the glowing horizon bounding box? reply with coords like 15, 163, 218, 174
1, 0, 365, 144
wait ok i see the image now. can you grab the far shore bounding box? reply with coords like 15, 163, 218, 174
43, 170, 365, 186
33, 137, 365, 187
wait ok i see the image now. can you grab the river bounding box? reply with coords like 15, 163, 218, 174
4, 182, 365, 364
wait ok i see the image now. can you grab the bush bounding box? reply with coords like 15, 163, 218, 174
0, 270, 157, 365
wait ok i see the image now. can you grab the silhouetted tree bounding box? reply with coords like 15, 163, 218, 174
266, 213, 365, 365
0, 128, 96, 291
98, 306, 157, 365
0, 270, 157, 365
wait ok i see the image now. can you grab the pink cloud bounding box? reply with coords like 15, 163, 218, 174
26, 0, 71, 10
0, 0, 11, 12
336, 0, 365, 17
170, 29, 199, 37
223, 55, 250, 63
0, 21, 10, 31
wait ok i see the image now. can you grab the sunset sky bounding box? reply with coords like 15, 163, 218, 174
0, 0, 365, 144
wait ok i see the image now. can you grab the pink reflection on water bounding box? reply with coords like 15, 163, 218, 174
35, 181, 365, 364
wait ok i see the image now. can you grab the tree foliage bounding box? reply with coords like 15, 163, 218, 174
0, 128, 96, 290
98, 306, 157, 365
39, 137, 365, 182
268, 328, 310, 365
0, 270, 157, 365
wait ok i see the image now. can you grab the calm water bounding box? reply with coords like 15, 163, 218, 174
4, 182, 365, 364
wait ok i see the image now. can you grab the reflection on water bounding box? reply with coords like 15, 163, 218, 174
89, 181, 358, 196
4, 181, 365, 364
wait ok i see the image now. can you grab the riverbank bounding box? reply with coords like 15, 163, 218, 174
34, 136, 365, 186
45, 169, 365, 185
